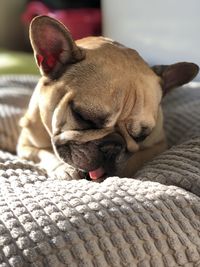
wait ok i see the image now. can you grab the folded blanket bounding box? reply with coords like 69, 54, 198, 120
0, 75, 200, 266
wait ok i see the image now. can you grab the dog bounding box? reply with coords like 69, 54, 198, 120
17, 15, 199, 181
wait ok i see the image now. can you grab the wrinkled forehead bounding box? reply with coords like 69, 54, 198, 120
66, 41, 158, 86
76, 39, 154, 76
61, 42, 161, 103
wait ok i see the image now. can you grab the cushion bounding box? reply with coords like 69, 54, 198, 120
0, 75, 200, 266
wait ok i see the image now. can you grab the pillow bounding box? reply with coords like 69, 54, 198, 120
0, 75, 37, 152
0, 76, 200, 266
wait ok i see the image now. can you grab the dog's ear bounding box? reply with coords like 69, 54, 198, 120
152, 62, 199, 96
29, 15, 85, 78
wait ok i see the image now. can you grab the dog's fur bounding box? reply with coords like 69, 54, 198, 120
17, 16, 199, 180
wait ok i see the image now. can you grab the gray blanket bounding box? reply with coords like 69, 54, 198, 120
0, 75, 200, 267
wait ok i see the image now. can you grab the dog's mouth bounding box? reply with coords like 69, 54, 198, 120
88, 166, 106, 180
80, 166, 108, 181
53, 132, 129, 181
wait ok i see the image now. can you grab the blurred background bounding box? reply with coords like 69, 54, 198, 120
0, 0, 199, 79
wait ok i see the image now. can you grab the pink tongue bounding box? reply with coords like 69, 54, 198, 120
89, 167, 105, 180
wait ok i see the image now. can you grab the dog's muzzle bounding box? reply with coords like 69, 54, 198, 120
52, 133, 127, 180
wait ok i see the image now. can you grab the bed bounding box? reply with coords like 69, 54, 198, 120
0, 75, 200, 266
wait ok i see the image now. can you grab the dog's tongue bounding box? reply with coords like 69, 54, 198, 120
89, 167, 105, 180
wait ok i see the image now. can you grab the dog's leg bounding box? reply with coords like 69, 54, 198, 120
38, 149, 83, 180
17, 131, 81, 180
18, 144, 82, 180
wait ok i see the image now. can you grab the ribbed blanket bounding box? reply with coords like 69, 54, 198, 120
0, 75, 200, 267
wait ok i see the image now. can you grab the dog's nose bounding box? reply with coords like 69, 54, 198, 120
100, 143, 122, 155
98, 133, 125, 158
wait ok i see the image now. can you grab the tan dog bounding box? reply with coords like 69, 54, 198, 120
17, 15, 199, 181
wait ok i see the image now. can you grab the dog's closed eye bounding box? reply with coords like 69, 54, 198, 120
70, 102, 107, 129
70, 102, 96, 129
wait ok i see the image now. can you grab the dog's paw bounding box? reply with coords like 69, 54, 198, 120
48, 163, 83, 180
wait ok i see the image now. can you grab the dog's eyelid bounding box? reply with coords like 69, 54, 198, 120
70, 102, 99, 128
70, 101, 110, 129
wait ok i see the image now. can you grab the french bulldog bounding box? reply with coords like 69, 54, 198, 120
17, 15, 199, 181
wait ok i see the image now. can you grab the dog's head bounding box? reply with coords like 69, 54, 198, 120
30, 16, 199, 180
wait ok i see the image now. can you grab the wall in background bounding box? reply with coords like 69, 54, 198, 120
102, 0, 200, 79
0, 0, 27, 50
0, 0, 101, 51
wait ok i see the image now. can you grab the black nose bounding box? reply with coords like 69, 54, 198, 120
98, 133, 125, 159
100, 143, 122, 156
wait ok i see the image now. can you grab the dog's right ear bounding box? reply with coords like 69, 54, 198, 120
29, 15, 85, 78
152, 62, 199, 96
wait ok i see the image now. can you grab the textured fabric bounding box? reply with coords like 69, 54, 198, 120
0, 75, 200, 266
0, 75, 38, 153
135, 83, 200, 196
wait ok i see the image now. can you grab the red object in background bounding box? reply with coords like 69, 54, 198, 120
21, 1, 101, 40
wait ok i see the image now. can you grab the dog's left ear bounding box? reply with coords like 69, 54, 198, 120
29, 15, 85, 78
152, 62, 199, 96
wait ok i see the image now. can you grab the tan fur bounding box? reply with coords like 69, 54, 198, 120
17, 16, 199, 180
